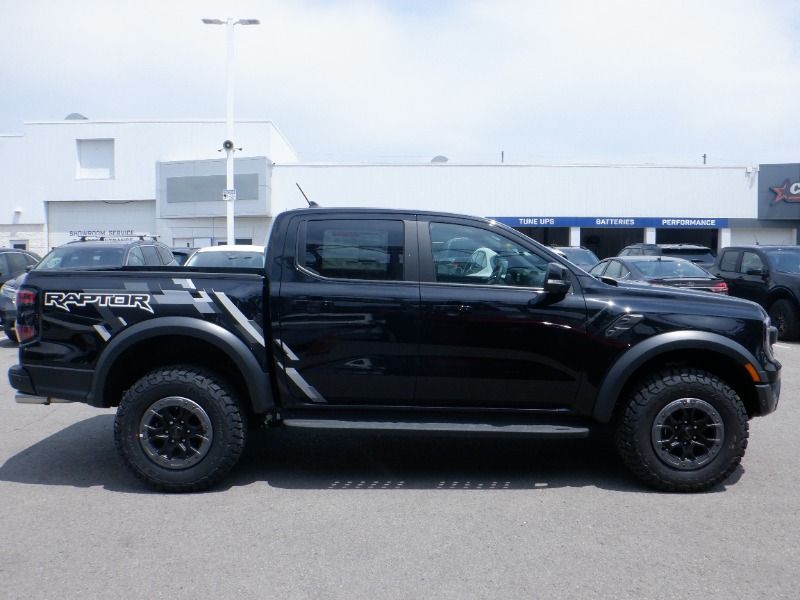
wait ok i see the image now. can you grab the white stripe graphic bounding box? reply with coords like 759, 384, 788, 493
213, 291, 265, 347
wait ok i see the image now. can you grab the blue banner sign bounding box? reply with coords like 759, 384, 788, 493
490, 217, 729, 228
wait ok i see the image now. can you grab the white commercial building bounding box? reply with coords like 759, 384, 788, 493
1, 116, 798, 258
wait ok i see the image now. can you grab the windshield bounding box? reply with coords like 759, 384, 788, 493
36, 246, 125, 270
660, 248, 715, 262
185, 251, 264, 268
764, 248, 800, 273
631, 259, 709, 278
558, 248, 599, 266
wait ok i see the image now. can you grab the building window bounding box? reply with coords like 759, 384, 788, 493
76, 139, 115, 179
10, 239, 27, 250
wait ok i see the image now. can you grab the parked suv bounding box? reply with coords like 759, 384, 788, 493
709, 245, 800, 340
35, 237, 177, 271
0, 248, 41, 341
618, 244, 716, 269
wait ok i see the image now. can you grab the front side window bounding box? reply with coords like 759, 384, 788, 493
589, 261, 608, 276
740, 252, 764, 274
302, 219, 404, 281
429, 222, 549, 287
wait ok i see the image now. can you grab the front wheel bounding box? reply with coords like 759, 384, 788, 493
114, 367, 247, 492
768, 299, 800, 341
615, 369, 748, 493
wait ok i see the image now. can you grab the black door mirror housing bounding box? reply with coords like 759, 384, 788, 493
544, 262, 571, 295
745, 268, 768, 278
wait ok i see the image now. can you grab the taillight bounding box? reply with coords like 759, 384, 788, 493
711, 281, 728, 294
15, 288, 38, 343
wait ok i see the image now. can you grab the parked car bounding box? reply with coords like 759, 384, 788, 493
709, 245, 800, 340
0, 248, 40, 285
171, 247, 196, 266
184, 245, 265, 268
35, 237, 177, 271
589, 256, 728, 294
550, 246, 600, 270
618, 243, 716, 269
0, 248, 40, 341
10, 208, 780, 494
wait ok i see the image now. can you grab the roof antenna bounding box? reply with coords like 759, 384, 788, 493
296, 183, 318, 207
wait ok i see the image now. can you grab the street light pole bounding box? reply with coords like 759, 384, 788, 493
202, 17, 260, 245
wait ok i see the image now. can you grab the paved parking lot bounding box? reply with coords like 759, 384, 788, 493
0, 337, 798, 599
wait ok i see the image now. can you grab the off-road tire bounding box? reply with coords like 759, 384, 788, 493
768, 299, 800, 341
616, 368, 748, 493
114, 367, 247, 493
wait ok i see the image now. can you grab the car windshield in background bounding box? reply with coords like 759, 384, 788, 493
185, 252, 265, 268
631, 259, 709, 278
764, 248, 800, 274
559, 248, 598, 266
660, 249, 715, 262
36, 247, 125, 270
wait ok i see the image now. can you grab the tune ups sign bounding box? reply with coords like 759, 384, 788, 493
759, 164, 800, 219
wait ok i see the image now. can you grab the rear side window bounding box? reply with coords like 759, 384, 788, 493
719, 251, 740, 272
0, 254, 10, 276
157, 245, 175, 265
604, 260, 624, 278
140, 245, 160, 265
126, 247, 146, 266
302, 219, 404, 281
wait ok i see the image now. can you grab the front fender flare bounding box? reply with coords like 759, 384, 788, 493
88, 316, 273, 413
592, 331, 762, 422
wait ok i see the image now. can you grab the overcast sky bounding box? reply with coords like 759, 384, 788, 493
2, 0, 799, 165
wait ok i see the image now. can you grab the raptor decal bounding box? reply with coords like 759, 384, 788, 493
44, 292, 154, 314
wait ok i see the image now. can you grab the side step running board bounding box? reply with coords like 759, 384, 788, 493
282, 419, 589, 438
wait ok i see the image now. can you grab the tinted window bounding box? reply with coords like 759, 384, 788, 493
589, 261, 607, 276
741, 252, 764, 273
126, 247, 146, 266
719, 251, 740, 272
429, 222, 549, 287
36, 246, 125, 270
765, 248, 800, 274
661, 248, 715, 262
631, 259, 709, 278
24, 253, 39, 266
186, 251, 265, 268
0, 255, 9, 276
559, 247, 599, 267
157, 245, 175, 265
619, 248, 631, 256
140, 245, 160, 265
604, 260, 624, 278
303, 220, 404, 281
6, 252, 30, 273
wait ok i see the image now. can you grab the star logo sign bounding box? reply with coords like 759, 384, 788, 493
770, 179, 800, 204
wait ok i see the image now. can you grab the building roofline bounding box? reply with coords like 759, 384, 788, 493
275, 162, 755, 170
23, 118, 280, 125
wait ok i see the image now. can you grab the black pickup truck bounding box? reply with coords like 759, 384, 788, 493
9, 209, 781, 493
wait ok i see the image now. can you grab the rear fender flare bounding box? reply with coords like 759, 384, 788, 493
89, 317, 273, 413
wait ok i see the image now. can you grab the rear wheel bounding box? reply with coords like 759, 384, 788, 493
768, 299, 800, 341
114, 367, 247, 492
615, 368, 748, 492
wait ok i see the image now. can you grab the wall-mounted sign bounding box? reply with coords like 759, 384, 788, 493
759, 164, 800, 220
489, 217, 728, 228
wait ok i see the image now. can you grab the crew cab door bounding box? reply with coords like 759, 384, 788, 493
415, 218, 588, 409
274, 214, 419, 406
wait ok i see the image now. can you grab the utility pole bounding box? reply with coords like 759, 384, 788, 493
202, 17, 260, 245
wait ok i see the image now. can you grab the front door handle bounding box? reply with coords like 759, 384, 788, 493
458, 304, 472, 312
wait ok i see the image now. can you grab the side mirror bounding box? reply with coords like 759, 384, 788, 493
543, 262, 571, 295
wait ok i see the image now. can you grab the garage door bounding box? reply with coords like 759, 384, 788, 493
47, 200, 156, 249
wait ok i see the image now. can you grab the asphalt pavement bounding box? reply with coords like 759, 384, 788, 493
0, 337, 798, 599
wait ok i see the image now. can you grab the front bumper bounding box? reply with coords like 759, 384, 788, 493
755, 378, 781, 416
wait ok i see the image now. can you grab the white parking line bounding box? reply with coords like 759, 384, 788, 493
775, 344, 791, 349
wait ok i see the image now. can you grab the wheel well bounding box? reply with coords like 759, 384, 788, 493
767, 290, 799, 310
101, 335, 253, 418
614, 349, 759, 419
